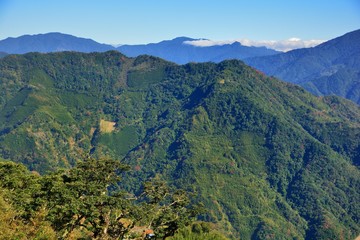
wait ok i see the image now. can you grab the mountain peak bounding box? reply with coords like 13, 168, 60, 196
117, 37, 279, 64
171, 36, 197, 42
0, 32, 115, 54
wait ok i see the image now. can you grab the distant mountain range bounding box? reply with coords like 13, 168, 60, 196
244, 29, 360, 104
1, 30, 359, 104
117, 37, 279, 64
0, 33, 280, 63
0, 33, 114, 54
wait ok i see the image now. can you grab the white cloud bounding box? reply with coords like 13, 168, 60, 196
183, 39, 234, 47
183, 38, 325, 52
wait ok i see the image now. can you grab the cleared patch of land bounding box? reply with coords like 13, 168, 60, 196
99, 119, 116, 133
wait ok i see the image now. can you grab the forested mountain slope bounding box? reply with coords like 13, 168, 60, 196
245, 29, 360, 104
0, 51, 359, 239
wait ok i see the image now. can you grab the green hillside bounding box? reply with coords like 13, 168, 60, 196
0, 51, 359, 239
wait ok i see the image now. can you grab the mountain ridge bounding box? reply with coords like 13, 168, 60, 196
0, 51, 359, 239
3, 31, 359, 106
0, 33, 280, 63
117, 37, 279, 64
244, 29, 360, 104
0, 32, 115, 53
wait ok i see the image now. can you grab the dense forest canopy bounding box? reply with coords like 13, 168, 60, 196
0, 157, 227, 239
0, 51, 359, 239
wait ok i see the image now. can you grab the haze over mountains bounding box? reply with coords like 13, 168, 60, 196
0, 51, 359, 239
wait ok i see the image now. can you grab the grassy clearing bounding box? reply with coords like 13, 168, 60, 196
99, 119, 116, 133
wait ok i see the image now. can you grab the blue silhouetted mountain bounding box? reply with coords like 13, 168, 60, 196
0, 33, 279, 63
245, 29, 360, 104
0, 32, 115, 54
118, 37, 280, 64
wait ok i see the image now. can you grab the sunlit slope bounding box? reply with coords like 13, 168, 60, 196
0, 52, 359, 239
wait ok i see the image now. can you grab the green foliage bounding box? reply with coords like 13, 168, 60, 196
36, 156, 135, 239
169, 222, 229, 240
97, 125, 140, 157
0, 157, 201, 239
138, 176, 203, 239
0, 194, 56, 240
0, 52, 360, 239
0, 161, 56, 239
127, 67, 166, 88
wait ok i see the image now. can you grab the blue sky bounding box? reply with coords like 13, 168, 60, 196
0, 0, 359, 46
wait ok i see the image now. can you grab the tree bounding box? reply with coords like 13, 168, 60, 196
0, 158, 203, 239
37, 156, 138, 239
139, 176, 203, 239
0, 161, 56, 239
